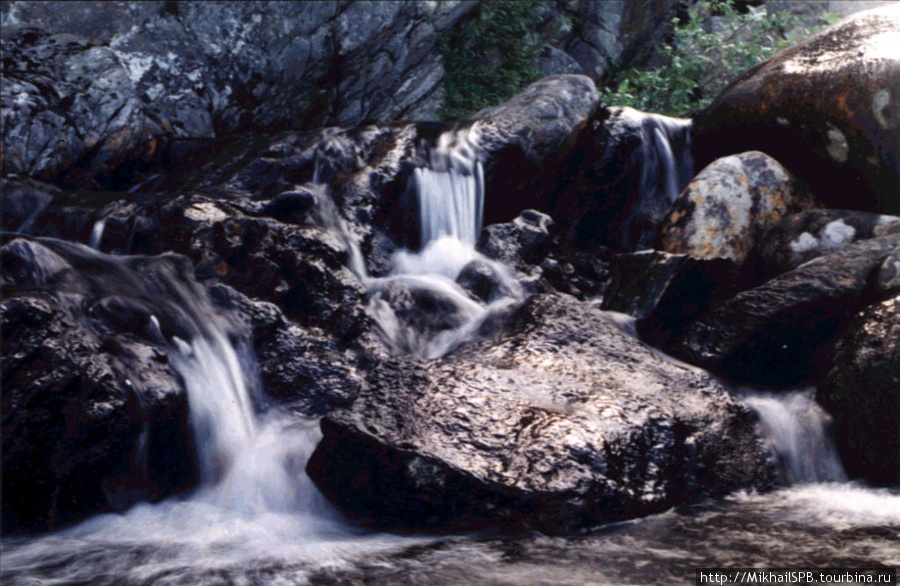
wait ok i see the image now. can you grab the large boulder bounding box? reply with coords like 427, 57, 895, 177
818, 295, 900, 486
669, 233, 900, 386
473, 74, 599, 224
655, 151, 818, 264
307, 294, 772, 535
551, 106, 693, 251
692, 5, 900, 214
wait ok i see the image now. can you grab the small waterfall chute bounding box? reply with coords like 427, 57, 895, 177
742, 389, 847, 485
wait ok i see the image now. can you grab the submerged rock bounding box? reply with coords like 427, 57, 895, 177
655, 151, 817, 264
307, 294, 772, 535
552, 106, 693, 252
692, 5, 900, 214
818, 296, 900, 486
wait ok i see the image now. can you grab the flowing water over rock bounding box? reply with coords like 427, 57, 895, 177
359, 127, 523, 358
3, 114, 898, 586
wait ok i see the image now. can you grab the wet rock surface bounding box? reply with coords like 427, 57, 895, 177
667, 233, 900, 386
1, 239, 196, 532
552, 106, 693, 252
307, 294, 773, 534
656, 151, 817, 264
749, 209, 900, 281
818, 295, 900, 486
692, 5, 900, 215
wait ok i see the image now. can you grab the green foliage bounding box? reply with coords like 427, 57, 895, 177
603, 1, 838, 117
439, 0, 549, 120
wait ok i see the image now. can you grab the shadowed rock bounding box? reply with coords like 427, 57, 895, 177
818, 295, 900, 486
671, 233, 900, 386
552, 106, 693, 252
748, 209, 900, 281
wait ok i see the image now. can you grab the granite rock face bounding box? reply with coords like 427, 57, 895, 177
818, 295, 900, 486
0, 1, 477, 186
692, 5, 900, 214
655, 151, 817, 264
307, 294, 773, 534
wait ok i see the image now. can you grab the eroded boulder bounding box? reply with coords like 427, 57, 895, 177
307, 294, 772, 534
692, 5, 900, 214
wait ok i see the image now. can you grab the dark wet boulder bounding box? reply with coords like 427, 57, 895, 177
473, 75, 600, 224
1, 239, 195, 533
818, 295, 900, 486
749, 209, 900, 281
669, 233, 900, 386
478, 209, 553, 270
692, 5, 900, 215
655, 152, 818, 264
307, 294, 772, 535
551, 106, 693, 252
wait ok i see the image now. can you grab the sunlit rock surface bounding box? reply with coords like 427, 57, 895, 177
655, 151, 817, 264
308, 294, 772, 534
818, 295, 900, 486
692, 5, 900, 214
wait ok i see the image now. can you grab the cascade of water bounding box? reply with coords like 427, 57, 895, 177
89, 218, 106, 250
741, 389, 847, 485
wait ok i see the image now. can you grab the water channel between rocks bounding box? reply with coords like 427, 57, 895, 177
2, 127, 898, 586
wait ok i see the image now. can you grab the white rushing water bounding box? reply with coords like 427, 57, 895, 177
742, 388, 847, 485
317, 125, 523, 359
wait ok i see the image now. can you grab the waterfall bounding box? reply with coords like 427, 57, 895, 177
413, 128, 484, 247
359, 126, 521, 358
89, 218, 106, 250
742, 389, 847, 485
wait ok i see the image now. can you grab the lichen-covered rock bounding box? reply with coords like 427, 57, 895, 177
473, 75, 599, 224
750, 209, 900, 280
692, 5, 900, 214
307, 294, 772, 535
671, 233, 900, 386
818, 295, 900, 486
655, 152, 817, 264
551, 106, 693, 251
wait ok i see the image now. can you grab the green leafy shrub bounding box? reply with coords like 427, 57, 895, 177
439, 0, 550, 120
603, 1, 839, 117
